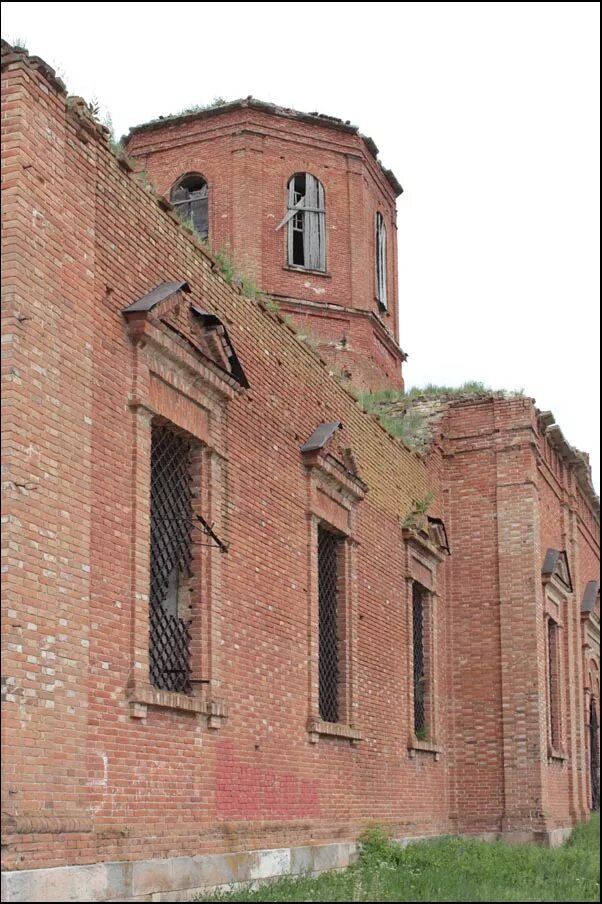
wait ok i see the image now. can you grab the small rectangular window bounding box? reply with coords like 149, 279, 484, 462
412, 582, 427, 738
149, 424, 194, 693
318, 526, 343, 723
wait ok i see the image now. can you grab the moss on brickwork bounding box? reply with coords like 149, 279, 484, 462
358, 383, 526, 451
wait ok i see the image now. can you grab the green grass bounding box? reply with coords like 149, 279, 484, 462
196, 814, 600, 902
356, 382, 526, 452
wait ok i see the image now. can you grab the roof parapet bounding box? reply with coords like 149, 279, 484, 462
126, 96, 403, 197
539, 413, 600, 519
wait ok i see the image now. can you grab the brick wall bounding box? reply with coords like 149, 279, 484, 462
1, 46, 446, 873
125, 102, 404, 393
1, 42, 598, 889
425, 397, 600, 837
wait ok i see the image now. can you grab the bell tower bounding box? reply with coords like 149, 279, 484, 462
125, 98, 405, 393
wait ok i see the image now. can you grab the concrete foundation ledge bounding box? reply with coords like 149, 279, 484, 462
0, 826, 576, 901
0, 841, 357, 902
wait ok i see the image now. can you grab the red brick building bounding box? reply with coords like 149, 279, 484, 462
125, 97, 405, 394
1, 41, 599, 902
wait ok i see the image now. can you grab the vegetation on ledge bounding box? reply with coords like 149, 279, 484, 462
358, 382, 525, 453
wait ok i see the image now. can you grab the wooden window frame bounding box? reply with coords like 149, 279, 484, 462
278, 173, 326, 272
170, 173, 209, 240
375, 211, 388, 311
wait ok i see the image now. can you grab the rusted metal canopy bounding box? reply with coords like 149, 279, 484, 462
582, 580, 600, 614
300, 422, 342, 454
122, 280, 191, 313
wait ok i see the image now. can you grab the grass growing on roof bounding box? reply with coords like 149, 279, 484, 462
357, 382, 525, 452
195, 813, 599, 902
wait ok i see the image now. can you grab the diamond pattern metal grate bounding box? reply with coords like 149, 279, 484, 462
413, 583, 426, 737
547, 620, 560, 749
149, 426, 194, 693
318, 527, 341, 723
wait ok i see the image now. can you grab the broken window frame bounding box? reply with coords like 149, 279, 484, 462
375, 211, 388, 310
277, 172, 326, 272
171, 173, 209, 240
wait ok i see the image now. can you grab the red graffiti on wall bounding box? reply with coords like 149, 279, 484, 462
216, 742, 320, 818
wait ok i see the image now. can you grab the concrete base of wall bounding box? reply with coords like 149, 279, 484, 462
0, 826, 575, 902
1, 842, 356, 903
501, 825, 574, 848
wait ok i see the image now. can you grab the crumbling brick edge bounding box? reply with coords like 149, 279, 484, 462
0, 828, 573, 902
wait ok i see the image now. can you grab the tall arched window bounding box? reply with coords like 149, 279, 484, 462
277, 173, 326, 271
171, 174, 209, 240
375, 212, 387, 310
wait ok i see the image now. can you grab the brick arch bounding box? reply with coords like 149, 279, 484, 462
169, 170, 210, 196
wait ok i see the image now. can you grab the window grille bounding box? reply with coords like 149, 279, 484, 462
171, 174, 209, 239
149, 425, 194, 693
547, 619, 560, 748
375, 212, 388, 309
413, 582, 426, 737
318, 526, 341, 722
589, 697, 600, 811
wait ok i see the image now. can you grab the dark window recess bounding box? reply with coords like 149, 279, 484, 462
375, 212, 388, 310
276, 172, 326, 271
318, 526, 341, 723
149, 425, 194, 693
413, 582, 426, 737
547, 619, 560, 748
171, 174, 209, 239
589, 697, 600, 810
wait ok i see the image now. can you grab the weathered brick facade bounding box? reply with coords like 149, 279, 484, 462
125, 99, 405, 395
1, 41, 599, 902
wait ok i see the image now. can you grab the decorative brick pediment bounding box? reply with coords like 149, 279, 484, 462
542, 549, 573, 593
123, 280, 248, 392
300, 421, 367, 505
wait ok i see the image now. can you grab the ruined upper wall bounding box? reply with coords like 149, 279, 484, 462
372, 390, 600, 528
126, 96, 403, 198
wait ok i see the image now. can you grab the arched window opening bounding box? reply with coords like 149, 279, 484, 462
171, 174, 209, 239
277, 173, 326, 271
376, 212, 388, 310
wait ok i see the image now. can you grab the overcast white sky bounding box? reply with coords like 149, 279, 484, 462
3, 1, 600, 489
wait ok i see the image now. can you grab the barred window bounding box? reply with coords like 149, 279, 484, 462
413, 582, 427, 739
318, 526, 343, 723
547, 619, 561, 749
171, 173, 209, 239
149, 424, 194, 693
375, 212, 388, 310
589, 696, 600, 811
